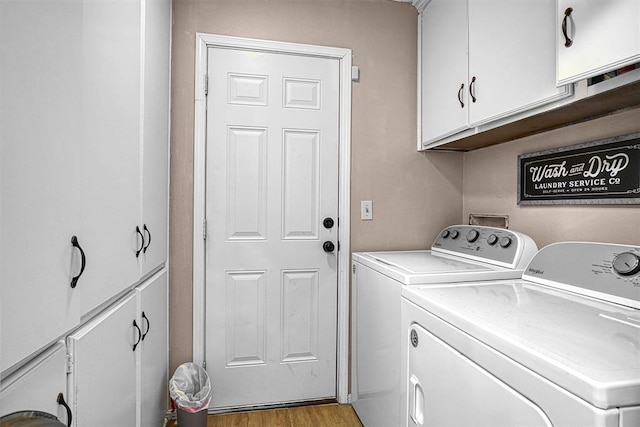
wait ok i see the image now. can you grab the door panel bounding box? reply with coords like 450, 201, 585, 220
205, 47, 339, 409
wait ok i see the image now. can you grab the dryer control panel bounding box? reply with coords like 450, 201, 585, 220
432, 225, 537, 269
523, 242, 640, 309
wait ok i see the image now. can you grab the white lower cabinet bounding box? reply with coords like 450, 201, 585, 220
67, 272, 167, 427
0, 341, 70, 424
137, 272, 169, 427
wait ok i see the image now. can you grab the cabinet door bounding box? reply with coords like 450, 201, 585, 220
420, 0, 469, 144
0, 0, 84, 372
136, 271, 168, 427
557, 0, 640, 85
67, 293, 138, 427
468, 0, 571, 126
75, 0, 142, 318
0, 341, 68, 422
140, 0, 171, 277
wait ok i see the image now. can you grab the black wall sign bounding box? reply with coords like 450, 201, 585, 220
518, 133, 640, 205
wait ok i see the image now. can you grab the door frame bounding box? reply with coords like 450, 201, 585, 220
192, 33, 352, 404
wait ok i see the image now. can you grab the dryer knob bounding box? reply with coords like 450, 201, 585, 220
487, 234, 499, 245
450, 230, 459, 239
441, 230, 450, 238
612, 252, 640, 276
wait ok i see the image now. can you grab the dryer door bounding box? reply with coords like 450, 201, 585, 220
407, 324, 552, 427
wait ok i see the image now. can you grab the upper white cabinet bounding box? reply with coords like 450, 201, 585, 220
420, 0, 469, 143
75, 0, 144, 321
140, 0, 171, 278
1, 0, 85, 373
420, 0, 572, 148
0, 0, 170, 374
557, 0, 640, 85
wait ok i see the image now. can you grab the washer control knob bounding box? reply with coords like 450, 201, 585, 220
466, 229, 479, 243
499, 236, 512, 248
441, 230, 450, 238
612, 252, 640, 276
450, 230, 459, 239
487, 234, 499, 246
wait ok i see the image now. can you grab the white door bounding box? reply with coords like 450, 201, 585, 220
205, 46, 340, 409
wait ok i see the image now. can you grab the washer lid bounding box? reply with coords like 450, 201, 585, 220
402, 282, 640, 409
352, 251, 522, 285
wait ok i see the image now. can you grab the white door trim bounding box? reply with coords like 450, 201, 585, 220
192, 33, 352, 404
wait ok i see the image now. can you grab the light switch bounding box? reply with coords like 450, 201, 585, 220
361, 200, 373, 220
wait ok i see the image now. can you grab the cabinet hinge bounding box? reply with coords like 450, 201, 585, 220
204, 75, 208, 96
203, 218, 207, 241
66, 354, 73, 374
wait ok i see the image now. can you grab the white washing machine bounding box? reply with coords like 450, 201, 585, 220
402, 242, 640, 427
351, 225, 538, 427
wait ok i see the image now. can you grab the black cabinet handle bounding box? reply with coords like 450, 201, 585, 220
141, 311, 150, 341
135, 226, 144, 258
70, 236, 86, 289
457, 83, 465, 108
562, 7, 573, 47
142, 224, 151, 254
469, 76, 477, 103
133, 319, 142, 351
57, 392, 72, 427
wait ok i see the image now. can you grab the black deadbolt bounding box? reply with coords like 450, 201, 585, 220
323, 217, 335, 229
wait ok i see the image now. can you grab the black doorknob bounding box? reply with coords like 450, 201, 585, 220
323, 241, 335, 253
323, 217, 335, 229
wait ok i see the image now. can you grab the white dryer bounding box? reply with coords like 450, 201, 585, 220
402, 242, 640, 427
351, 225, 538, 427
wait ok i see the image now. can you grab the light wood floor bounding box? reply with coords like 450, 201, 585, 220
166, 403, 363, 427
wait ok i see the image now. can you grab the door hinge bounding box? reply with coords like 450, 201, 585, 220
203, 218, 207, 241
352, 264, 356, 274
202, 360, 207, 370
204, 75, 208, 96
66, 354, 73, 374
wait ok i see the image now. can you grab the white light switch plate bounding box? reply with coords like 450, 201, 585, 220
361, 200, 373, 220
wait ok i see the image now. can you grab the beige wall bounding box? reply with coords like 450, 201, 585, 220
169, 0, 463, 373
463, 107, 640, 249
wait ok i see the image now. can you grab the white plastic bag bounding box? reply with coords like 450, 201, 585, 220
169, 362, 212, 413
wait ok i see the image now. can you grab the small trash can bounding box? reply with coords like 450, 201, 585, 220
169, 362, 212, 427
